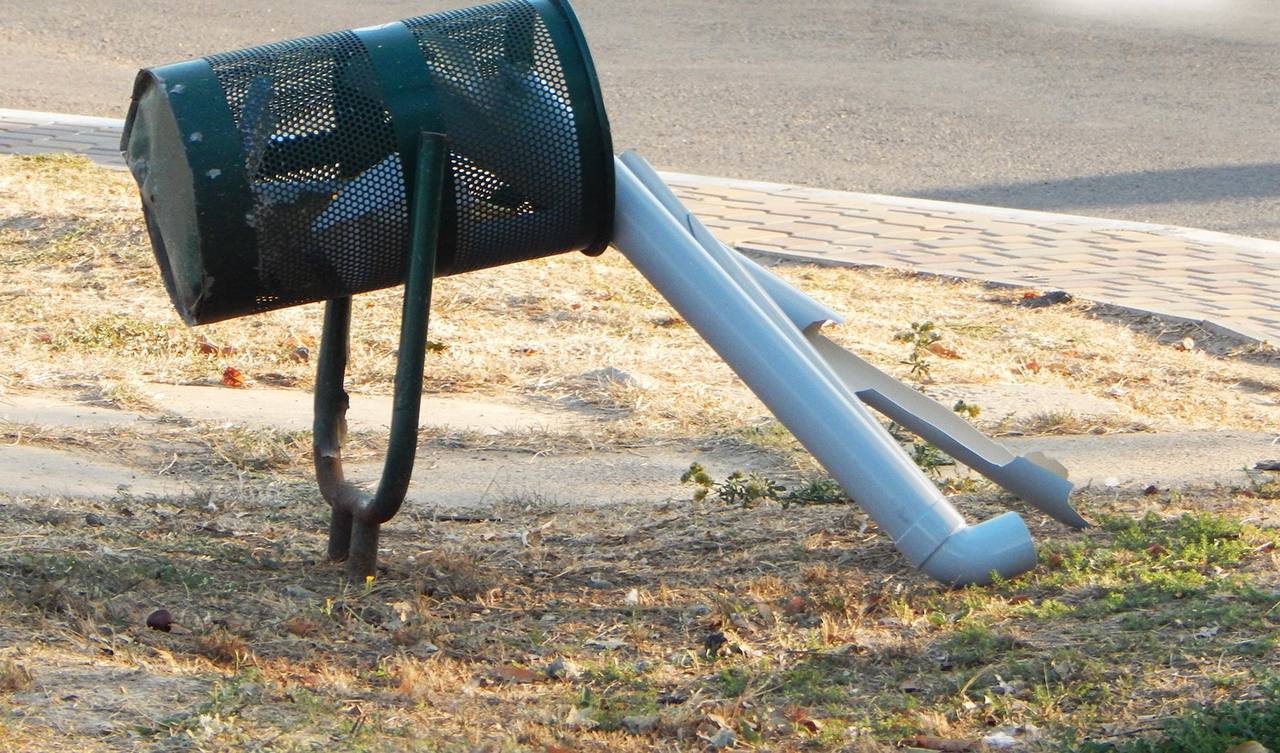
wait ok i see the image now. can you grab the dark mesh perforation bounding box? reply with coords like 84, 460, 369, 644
207, 31, 409, 313
403, 1, 582, 274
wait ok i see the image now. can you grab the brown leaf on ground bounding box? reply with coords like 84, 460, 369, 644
926, 342, 961, 359
220, 366, 246, 388
782, 705, 822, 734
490, 665, 541, 684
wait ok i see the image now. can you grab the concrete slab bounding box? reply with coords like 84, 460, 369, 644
349, 431, 1279, 513
345, 446, 783, 512
151, 384, 579, 434
1, 390, 1272, 505
0, 394, 148, 429
0, 445, 186, 499
1004, 431, 1278, 490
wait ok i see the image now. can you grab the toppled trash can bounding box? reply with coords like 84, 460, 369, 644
123, 0, 1086, 585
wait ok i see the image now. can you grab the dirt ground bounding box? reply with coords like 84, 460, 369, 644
1, 155, 1279, 751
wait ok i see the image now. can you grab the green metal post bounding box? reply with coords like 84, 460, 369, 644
313, 132, 447, 579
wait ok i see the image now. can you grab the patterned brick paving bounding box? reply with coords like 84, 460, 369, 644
666, 175, 1280, 345
0, 109, 126, 166
2, 109, 1276, 345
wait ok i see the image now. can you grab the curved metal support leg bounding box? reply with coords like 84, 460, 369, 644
312, 132, 447, 579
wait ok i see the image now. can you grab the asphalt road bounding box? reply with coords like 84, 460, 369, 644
2, 0, 1277, 238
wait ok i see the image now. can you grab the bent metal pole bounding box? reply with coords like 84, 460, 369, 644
610, 157, 1038, 586
617, 151, 1085, 533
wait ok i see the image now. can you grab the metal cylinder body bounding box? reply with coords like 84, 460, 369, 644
123, 0, 613, 324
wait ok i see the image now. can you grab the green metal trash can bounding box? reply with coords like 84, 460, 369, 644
122, 0, 613, 325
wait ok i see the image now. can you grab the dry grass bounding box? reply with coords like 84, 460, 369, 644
0, 480, 1278, 752
1, 154, 1279, 751
0, 662, 31, 693
2, 154, 1278, 446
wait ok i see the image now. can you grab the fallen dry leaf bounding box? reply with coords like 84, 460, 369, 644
490, 665, 541, 684
195, 335, 219, 355
782, 705, 822, 734
926, 342, 961, 359
221, 366, 246, 388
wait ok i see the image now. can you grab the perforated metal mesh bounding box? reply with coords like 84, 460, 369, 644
206, 32, 408, 312
402, 1, 582, 274
184, 0, 599, 315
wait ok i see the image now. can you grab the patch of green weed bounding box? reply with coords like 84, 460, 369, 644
941, 623, 1020, 668
1068, 678, 1280, 752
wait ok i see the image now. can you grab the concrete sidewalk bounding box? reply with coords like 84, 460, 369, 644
3, 108, 1276, 346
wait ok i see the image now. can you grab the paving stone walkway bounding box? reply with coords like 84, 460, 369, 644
3, 108, 1276, 345
0, 109, 126, 165
667, 173, 1280, 345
